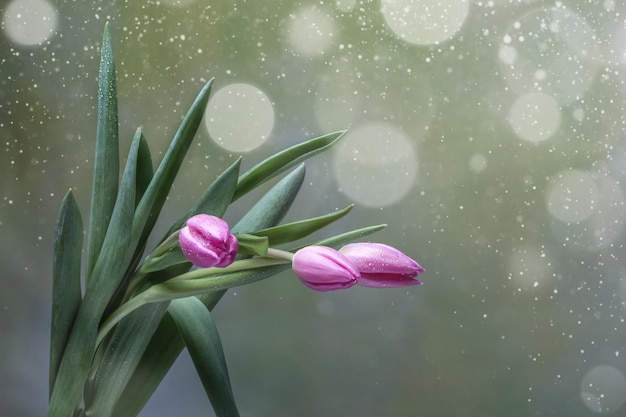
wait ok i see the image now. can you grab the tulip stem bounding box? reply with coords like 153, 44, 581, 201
96, 292, 149, 346
96, 256, 290, 346
266, 248, 294, 262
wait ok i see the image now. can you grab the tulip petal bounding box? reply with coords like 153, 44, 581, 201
179, 214, 238, 268
357, 273, 423, 288
292, 246, 358, 291
340, 242, 424, 288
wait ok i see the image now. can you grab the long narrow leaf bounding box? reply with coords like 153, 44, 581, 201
83, 300, 171, 417
233, 131, 345, 201
109, 289, 232, 417
130, 79, 214, 268
307, 224, 387, 249
50, 190, 83, 396
111, 311, 183, 417
86, 22, 119, 281
101, 130, 150, 308
231, 164, 306, 234
46, 132, 140, 417
169, 298, 240, 417
108, 134, 153, 302
135, 132, 153, 207
253, 204, 353, 246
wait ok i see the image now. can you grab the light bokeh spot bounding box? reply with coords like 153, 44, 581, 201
380, 0, 469, 45
508, 92, 561, 143
286, 6, 337, 57
335, 0, 357, 12
205, 83, 274, 152
498, 6, 600, 104
2, 0, 58, 46
498, 44, 517, 66
333, 122, 417, 207
581, 366, 626, 414
469, 154, 487, 173
546, 169, 598, 223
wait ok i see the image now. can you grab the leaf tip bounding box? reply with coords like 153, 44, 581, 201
333, 130, 348, 139
102, 22, 111, 41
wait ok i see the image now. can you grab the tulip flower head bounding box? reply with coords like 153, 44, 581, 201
340, 242, 424, 288
292, 246, 359, 291
179, 214, 238, 268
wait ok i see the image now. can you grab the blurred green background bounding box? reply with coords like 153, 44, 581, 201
3, 0, 626, 415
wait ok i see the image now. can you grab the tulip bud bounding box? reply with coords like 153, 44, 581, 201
179, 214, 238, 268
340, 242, 424, 288
292, 246, 359, 291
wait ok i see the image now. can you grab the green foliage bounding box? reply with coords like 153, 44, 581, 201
169, 298, 240, 417
50, 190, 83, 396
48, 24, 385, 417
86, 22, 118, 282
253, 204, 354, 246
48, 121, 140, 417
233, 131, 345, 201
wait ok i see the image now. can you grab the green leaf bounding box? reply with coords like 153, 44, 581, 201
253, 204, 354, 246
233, 131, 345, 201
306, 223, 387, 249
101, 130, 154, 319
96, 263, 191, 417
161, 157, 241, 241
140, 246, 188, 273
83, 301, 171, 417
130, 78, 214, 266
232, 164, 306, 234
235, 233, 269, 256
135, 132, 153, 207
50, 190, 83, 397
105, 265, 290, 417
47, 129, 140, 417
111, 312, 184, 417
169, 298, 240, 417
86, 22, 119, 281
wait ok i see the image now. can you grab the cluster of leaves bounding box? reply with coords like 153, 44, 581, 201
49, 24, 383, 417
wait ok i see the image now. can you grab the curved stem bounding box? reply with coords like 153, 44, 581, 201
96, 256, 291, 346
96, 292, 149, 347
148, 258, 289, 300
122, 270, 148, 302
169, 256, 287, 282
266, 247, 294, 261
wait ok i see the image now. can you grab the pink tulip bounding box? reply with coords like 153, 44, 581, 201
292, 246, 359, 291
179, 214, 238, 268
340, 243, 424, 288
